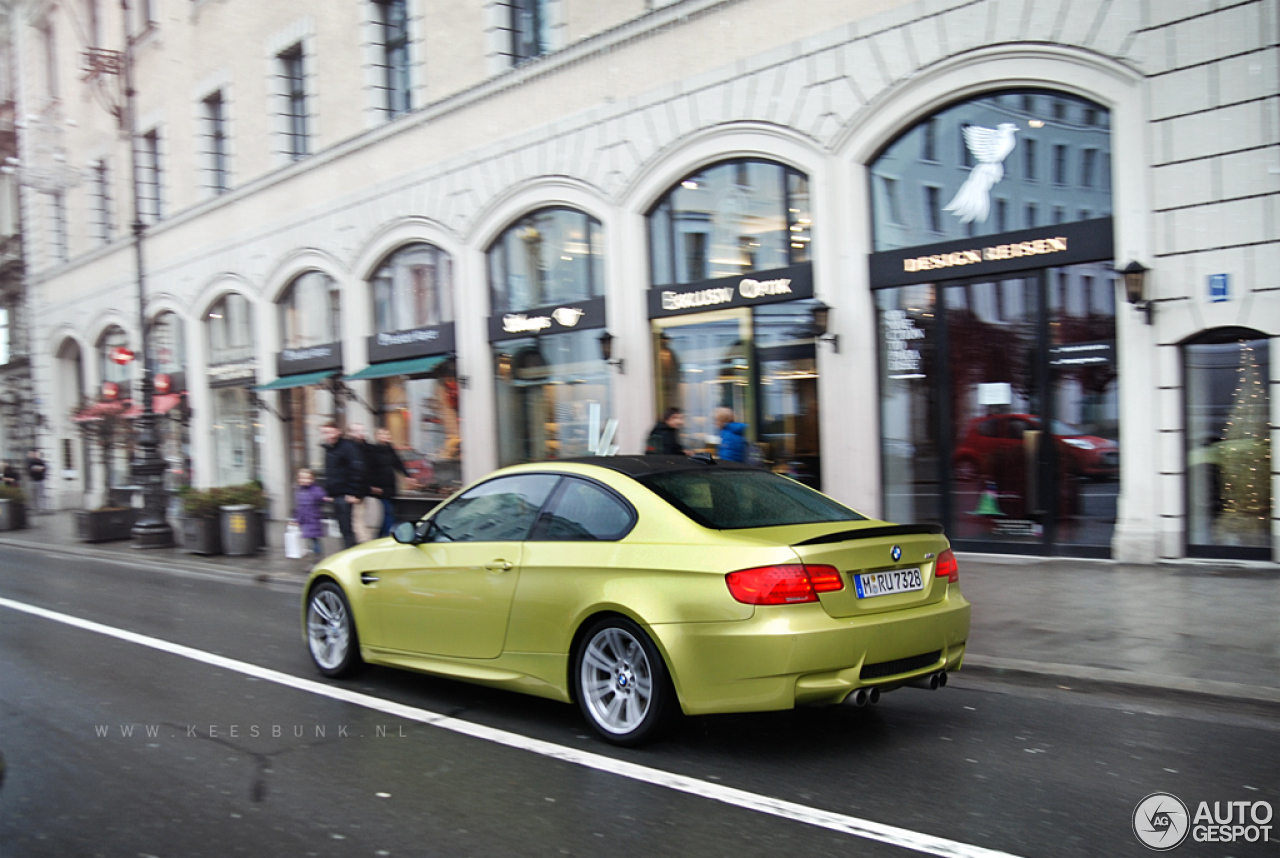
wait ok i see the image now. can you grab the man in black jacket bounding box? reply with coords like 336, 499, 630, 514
366, 426, 409, 538
321, 421, 366, 549
644, 407, 686, 455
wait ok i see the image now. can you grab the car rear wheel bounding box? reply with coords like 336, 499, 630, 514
306, 581, 362, 678
575, 617, 674, 746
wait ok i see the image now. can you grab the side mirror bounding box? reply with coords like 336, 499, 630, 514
391, 521, 418, 544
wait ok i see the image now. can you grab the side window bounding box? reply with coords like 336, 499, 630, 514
427, 474, 559, 542
977, 418, 998, 437
534, 478, 635, 541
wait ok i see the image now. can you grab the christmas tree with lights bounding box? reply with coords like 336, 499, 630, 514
1217, 340, 1272, 543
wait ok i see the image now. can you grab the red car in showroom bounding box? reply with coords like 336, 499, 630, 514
952, 414, 1118, 481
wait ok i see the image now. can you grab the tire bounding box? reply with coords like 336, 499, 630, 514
306, 581, 363, 678
574, 617, 675, 746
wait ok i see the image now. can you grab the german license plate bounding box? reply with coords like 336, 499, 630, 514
854, 567, 924, 599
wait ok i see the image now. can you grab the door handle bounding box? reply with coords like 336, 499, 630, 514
360, 572, 380, 585
484, 560, 513, 572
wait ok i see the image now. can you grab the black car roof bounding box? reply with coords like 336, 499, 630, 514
556, 455, 759, 479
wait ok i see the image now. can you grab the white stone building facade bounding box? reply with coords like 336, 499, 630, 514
8, 0, 1278, 562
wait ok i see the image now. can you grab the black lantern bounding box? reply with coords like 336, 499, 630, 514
598, 330, 624, 373
1119, 260, 1152, 324
810, 301, 840, 353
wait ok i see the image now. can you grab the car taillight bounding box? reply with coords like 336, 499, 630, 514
725, 564, 843, 605
935, 549, 959, 583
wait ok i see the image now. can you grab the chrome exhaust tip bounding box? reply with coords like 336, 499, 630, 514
850, 687, 870, 707
907, 671, 943, 690
867, 686, 881, 705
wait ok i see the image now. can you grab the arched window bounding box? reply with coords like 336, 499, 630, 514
97, 325, 131, 387
207, 293, 255, 365
1185, 328, 1272, 558
148, 311, 185, 375
371, 244, 452, 332
487, 207, 609, 466
278, 271, 340, 349
870, 89, 1111, 250
488, 207, 602, 313
648, 159, 811, 287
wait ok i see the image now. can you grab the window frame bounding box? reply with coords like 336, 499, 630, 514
421, 473, 562, 542
528, 475, 638, 541
278, 44, 309, 161
202, 90, 230, 194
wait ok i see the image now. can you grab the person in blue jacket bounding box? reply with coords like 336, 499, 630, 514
715, 407, 748, 462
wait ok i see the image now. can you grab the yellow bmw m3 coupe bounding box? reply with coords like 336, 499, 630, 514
303, 455, 971, 745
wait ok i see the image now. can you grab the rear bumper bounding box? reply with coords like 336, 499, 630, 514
652, 587, 971, 715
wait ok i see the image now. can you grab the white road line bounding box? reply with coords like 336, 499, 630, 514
0, 595, 1022, 858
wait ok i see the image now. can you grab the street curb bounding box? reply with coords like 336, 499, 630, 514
962, 655, 1280, 707
0, 535, 310, 589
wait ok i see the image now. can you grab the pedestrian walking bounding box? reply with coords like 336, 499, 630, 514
644, 407, 686, 455
320, 421, 366, 550
714, 407, 748, 462
26, 450, 47, 513
366, 427, 408, 539
346, 423, 375, 543
292, 468, 328, 557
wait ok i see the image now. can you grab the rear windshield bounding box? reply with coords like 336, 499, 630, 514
640, 469, 865, 530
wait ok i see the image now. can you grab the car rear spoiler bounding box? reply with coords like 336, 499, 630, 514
794, 523, 945, 546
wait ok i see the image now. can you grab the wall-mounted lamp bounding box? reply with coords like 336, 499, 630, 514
598, 330, 625, 374
811, 301, 840, 353
1119, 260, 1152, 325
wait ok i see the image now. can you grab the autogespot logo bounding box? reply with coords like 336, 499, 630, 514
1133, 793, 1190, 851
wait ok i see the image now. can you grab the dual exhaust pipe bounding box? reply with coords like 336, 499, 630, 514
907, 669, 948, 690
849, 670, 948, 707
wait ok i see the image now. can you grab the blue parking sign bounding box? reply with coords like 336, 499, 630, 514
1209, 273, 1230, 303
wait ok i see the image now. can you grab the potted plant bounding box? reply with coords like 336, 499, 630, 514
0, 484, 27, 531
74, 505, 139, 542
177, 486, 226, 555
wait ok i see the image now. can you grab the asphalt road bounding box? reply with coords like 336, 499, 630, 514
1, 544, 1276, 857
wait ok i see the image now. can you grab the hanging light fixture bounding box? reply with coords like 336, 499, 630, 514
1119, 260, 1151, 324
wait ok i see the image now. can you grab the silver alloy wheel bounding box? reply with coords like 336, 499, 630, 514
579, 626, 654, 735
307, 588, 351, 671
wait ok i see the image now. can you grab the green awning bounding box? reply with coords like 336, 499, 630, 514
345, 355, 449, 381
254, 370, 336, 391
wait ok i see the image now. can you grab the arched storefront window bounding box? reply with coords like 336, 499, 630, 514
205, 293, 260, 486
365, 243, 461, 496
646, 159, 822, 487
97, 325, 131, 389
147, 310, 189, 488
372, 244, 453, 332
488, 207, 609, 466
207, 293, 255, 365
274, 272, 342, 484
94, 325, 132, 486
1185, 329, 1272, 559
279, 271, 340, 349
869, 90, 1118, 556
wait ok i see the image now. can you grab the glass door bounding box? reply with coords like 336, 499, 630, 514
946, 275, 1051, 549
1186, 331, 1272, 559
652, 308, 753, 456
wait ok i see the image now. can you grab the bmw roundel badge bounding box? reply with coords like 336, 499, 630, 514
891, 545, 902, 562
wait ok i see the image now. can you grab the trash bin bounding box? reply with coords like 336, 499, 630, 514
220, 504, 262, 556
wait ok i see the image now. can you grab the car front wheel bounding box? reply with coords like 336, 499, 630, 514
306, 581, 363, 678
574, 617, 674, 746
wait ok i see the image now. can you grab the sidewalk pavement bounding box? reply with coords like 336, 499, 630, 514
3, 510, 1278, 706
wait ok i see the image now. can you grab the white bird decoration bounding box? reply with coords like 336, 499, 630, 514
944, 122, 1019, 224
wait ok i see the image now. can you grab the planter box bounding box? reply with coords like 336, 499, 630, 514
180, 516, 222, 555
75, 508, 139, 543
0, 499, 26, 531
